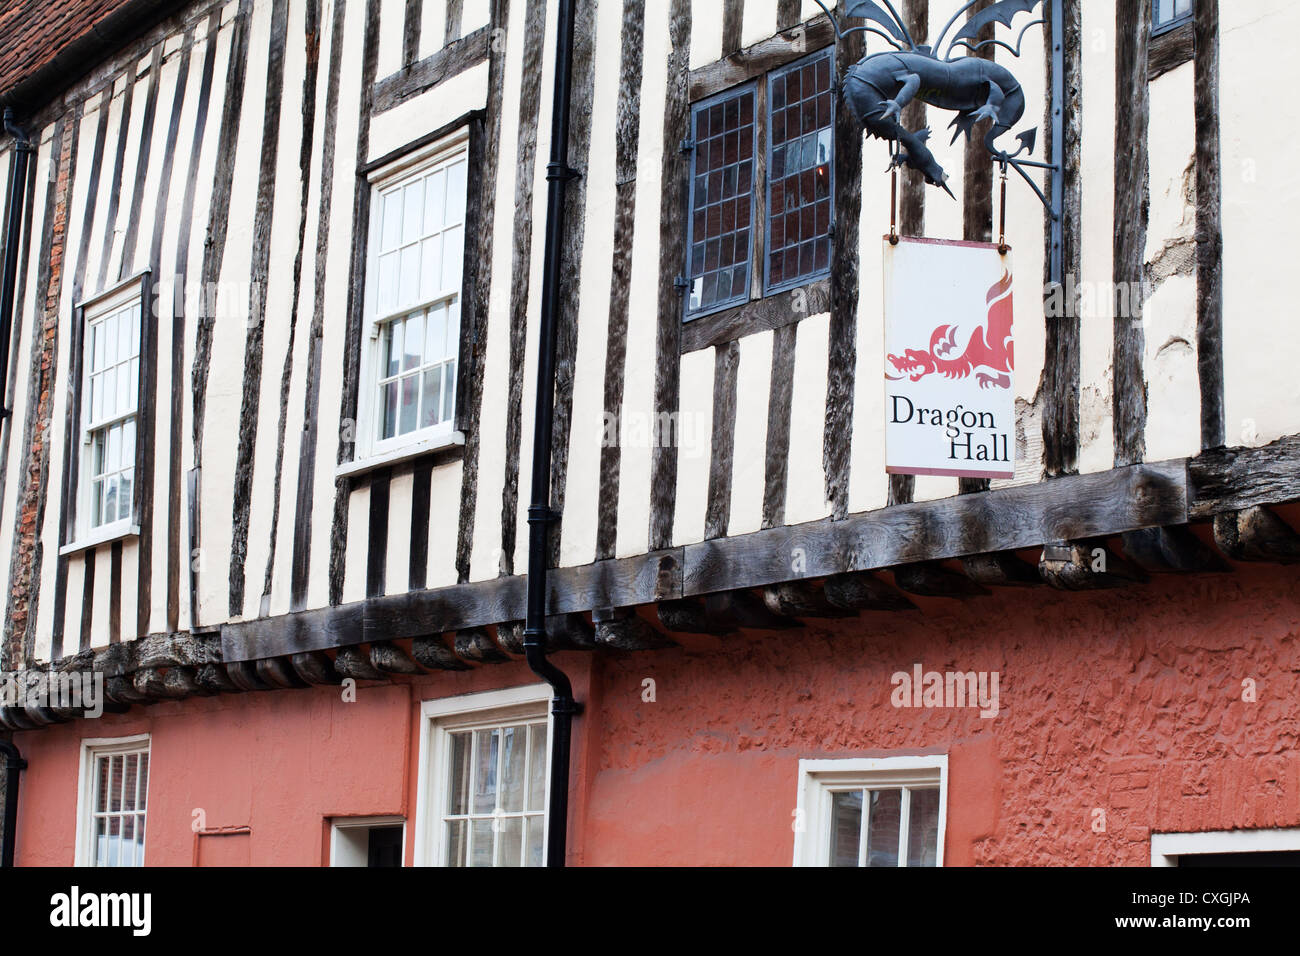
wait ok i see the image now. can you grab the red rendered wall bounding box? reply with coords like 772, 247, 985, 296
12, 560, 1300, 867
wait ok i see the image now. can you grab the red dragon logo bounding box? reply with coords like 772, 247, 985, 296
887, 270, 1014, 390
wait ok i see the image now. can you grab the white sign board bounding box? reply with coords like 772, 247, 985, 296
883, 237, 1015, 480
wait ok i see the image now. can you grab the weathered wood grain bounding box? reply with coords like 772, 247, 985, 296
329, 0, 383, 606
1112, 0, 1150, 467
454, 628, 509, 663
370, 640, 422, 674
290, 0, 347, 608
823, 571, 918, 612
893, 562, 990, 598
762, 323, 797, 529
1194, 0, 1223, 450
825, 23, 865, 521
333, 644, 383, 681
454, 0, 510, 582
372, 26, 490, 113
260, 0, 322, 608
168, 11, 221, 631
595, 0, 645, 562
656, 597, 733, 635
763, 580, 854, 619
1041, 0, 1082, 477
1038, 540, 1147, 590
705, 341, 740, 539
681, 279, 830, 354
1121, 524, 1230, 573
228, 0, 291, 617
684, 461, 1187, 595
688, 16, 835, 101
412, 635, 471, 670
593, 607, 673, 651
497, 0, 548, 575
648, 0, 691, 551
1149, 18, 1192, 80
1188, 436, 1300, 517
1212, 507, 1300, 565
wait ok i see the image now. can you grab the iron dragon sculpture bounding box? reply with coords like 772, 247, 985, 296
813, 0, 1053, 210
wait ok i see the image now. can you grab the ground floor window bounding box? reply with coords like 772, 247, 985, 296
415, 684, 552, 867
793, 755, 947, 867
76, 735, 150, 867
1151, 827, 1300, 866
330, 816, 405, 867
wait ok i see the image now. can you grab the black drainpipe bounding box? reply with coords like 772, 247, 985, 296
0, 738, 26, 867
0, 109, 33, 420
525, 0, 581, 867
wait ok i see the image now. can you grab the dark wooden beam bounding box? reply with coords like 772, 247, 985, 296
1212, 507, 1300, 565
684, 462, 1187, 596
1121, 525, 1230, 573
763, 581, 854, 619
688, 16, 835, 101
497, 614, 596, 653
704, 590, 801, 630
1041, 0, 1082, 477
1038, 541, 1147, 590
411, 636, 471, 671
960, 552, 1042, 588
333, 645, 383, 681
370, 641, 422, 674
1193, 0, 1224, 450
823, 571, 918, 612
453, 628, 510, 663
226, 660, 274, 692
593, 607, 674, 651
372, 25, 491, 113
194, 664, 240, 694
656, 598, 734, 635
893, 563, 991, 598
1112, 0, 1151, 466
255, 657, 310, 689
1188, 436, 1300, 517
290, 650, 342, 685
1149, 18, 1193, 80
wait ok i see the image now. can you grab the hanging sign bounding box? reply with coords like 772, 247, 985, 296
883, 237, 1015, 480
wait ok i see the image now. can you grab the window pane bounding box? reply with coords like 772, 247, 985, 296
496, 816, 523, 867
473, 728, 498, 814
766, 49, 834, 292
420, 236, 441, 302
381, 381, 398, 439
402, 180, 424, 245
443, 362, 456, 423
501, 725, 526, 813
138, 753, 148, 809
426, 304, 447, 362
399, 374, 418, 435
528, 723, 547, 812
441, 226, 464, 293
424, 169, 446, 232
403, 313, 424, 371
447, 731, 471, 815
685, 87, 756, 316
470, 819, 494, 867
118, 469, 133, 521
399, 244, 421, 308
97, 755, 111, 812
830, 790, 863, 867
907, 787, 941, 867
445, 819, 467, 866
446, 160, 467, 226
421, 366, 443, 428
525, 815, 544, 867
385, 321, 403, 378
377, 252, 399, 315
381, 189, 403, 251
865, 788, 901, 867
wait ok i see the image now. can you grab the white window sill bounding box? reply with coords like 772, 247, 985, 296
336, 432, 466, 479
60, 523, 140, 556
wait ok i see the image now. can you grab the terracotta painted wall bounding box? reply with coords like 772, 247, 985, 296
12, 553, 1300, 867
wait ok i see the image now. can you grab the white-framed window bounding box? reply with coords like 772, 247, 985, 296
69, 277, 144, 549
75, 734, 150, 867
330, 815, 406, 867
1151, 827, 1300, 866
793, 755, 947, 867
413, 684, 552, 867
353, 130, 469, 469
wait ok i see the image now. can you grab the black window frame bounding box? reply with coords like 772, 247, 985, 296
682, 44, 836, 325
1152, 0, 1193, 36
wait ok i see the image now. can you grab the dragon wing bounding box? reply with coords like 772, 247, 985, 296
937, 0, 1045, 60
811, 0, 915, 51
